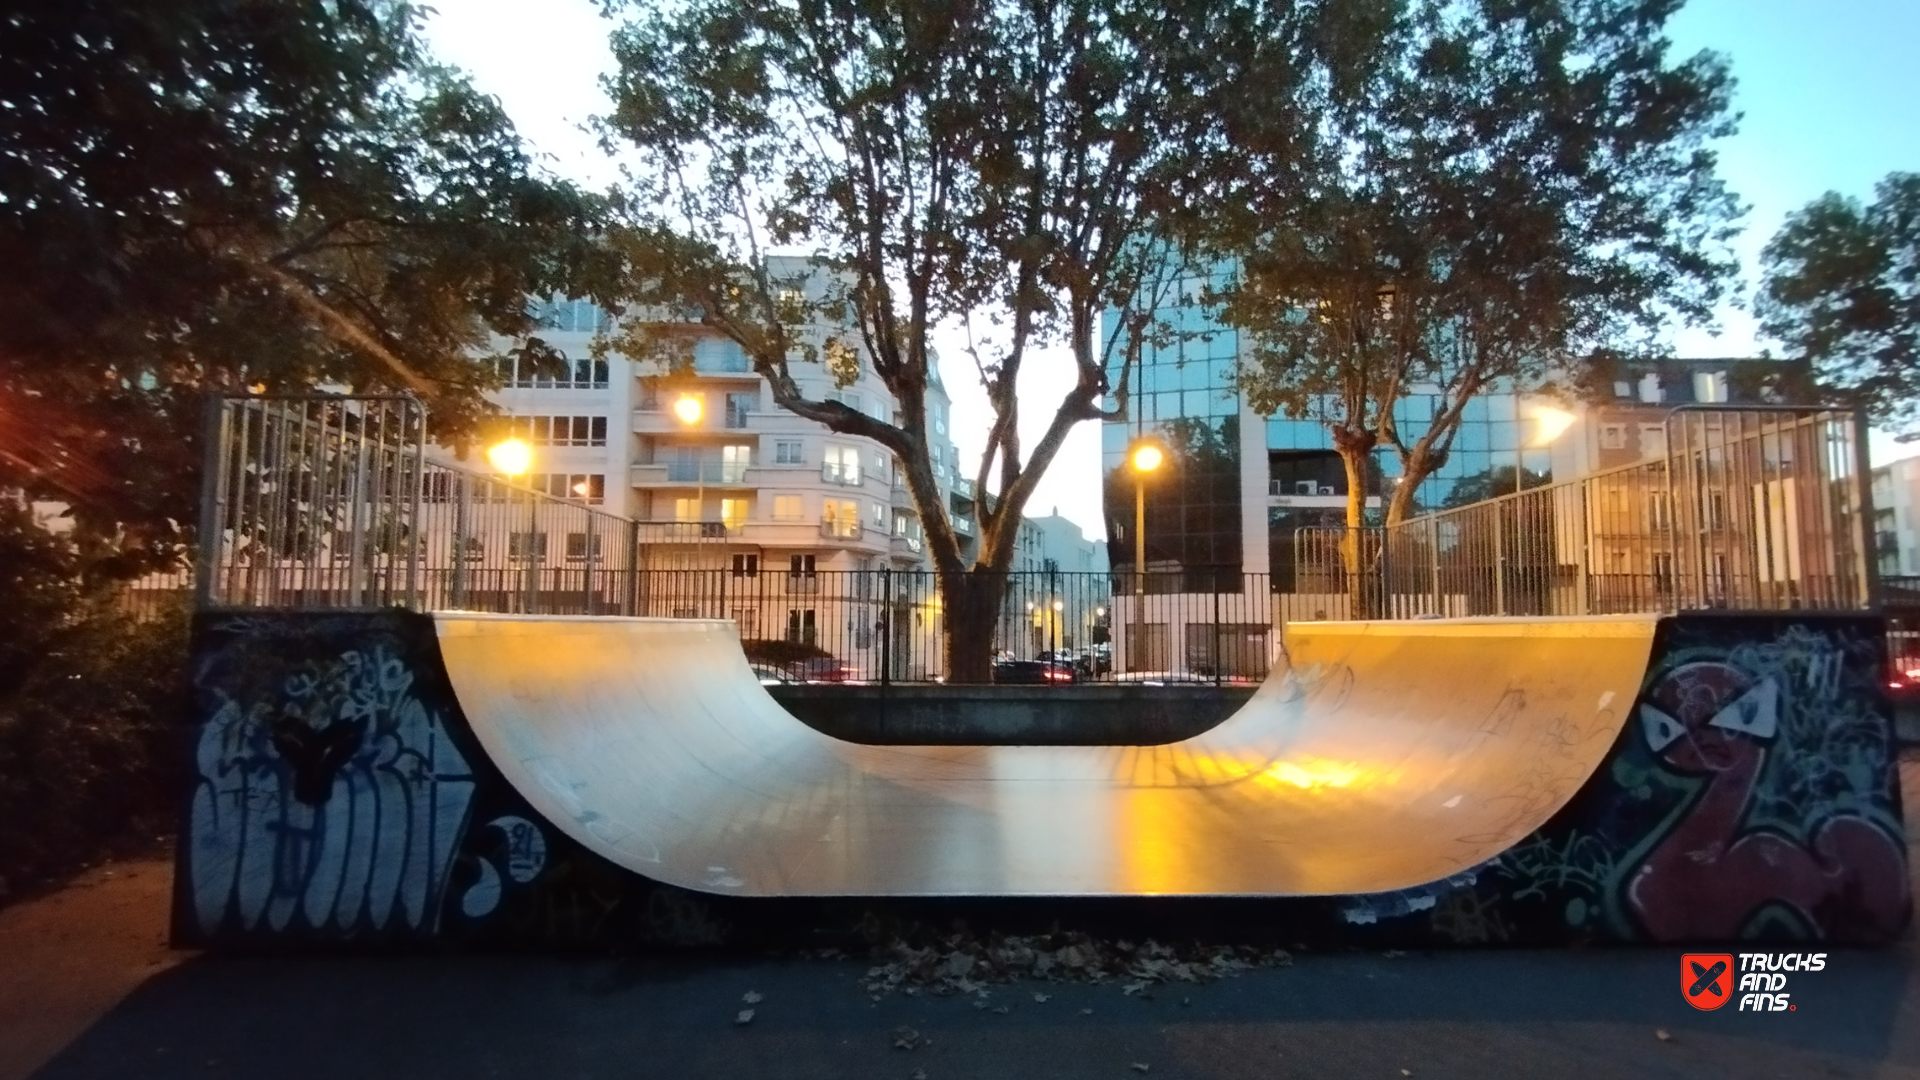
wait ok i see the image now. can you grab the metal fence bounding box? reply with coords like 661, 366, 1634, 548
196, 395, 636, 613
191, 394, 1273, 682
1294, 407, 1875, 619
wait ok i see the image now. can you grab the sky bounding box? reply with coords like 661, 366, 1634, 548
424, 0, 1920, 538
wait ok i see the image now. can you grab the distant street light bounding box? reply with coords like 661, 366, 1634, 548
487, 438, 531, 477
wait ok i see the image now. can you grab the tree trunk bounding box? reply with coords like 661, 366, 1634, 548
942, 567, 1007, 684
1338, 447, 1375, 619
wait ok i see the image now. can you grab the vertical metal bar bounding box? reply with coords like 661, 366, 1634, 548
407, 399, 425, 611
193, 396, 231, 609
1852, 408, 1880, 609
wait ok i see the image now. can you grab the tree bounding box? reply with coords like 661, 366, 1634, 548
0, 0, 610, 569
1759, 172, 1920, 436
1218, 0, 1743, 543
598, 0, 1327, 680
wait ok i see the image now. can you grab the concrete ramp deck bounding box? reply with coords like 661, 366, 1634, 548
437, 615, 1657, 898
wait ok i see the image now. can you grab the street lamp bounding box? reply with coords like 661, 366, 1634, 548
1128, 440, 1163, 672
1518, 404, 1577, 494
675, 394, 705, 532
487, 438, 532, 477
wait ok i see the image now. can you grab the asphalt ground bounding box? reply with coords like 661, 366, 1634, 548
5, 762, 1920, 1079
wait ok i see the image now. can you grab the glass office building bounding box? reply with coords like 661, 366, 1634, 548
1102, 269, 1533, 584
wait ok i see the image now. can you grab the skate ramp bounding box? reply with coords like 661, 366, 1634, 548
437, 614, 1657, 898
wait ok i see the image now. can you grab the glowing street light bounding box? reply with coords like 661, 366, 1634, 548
673, 394, 704, 425
1515, 404, 1578, 494
1127, 439, 1164, 673
487, 438, 531, 477
1530, 405, 1577, 447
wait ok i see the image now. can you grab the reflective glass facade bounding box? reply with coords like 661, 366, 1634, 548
1103, 268, 1532, 583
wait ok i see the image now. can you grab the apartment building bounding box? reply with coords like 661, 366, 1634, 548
1873, 458, 1920, 578
457, 261, 978, 670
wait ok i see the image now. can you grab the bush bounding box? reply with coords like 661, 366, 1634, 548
0, 506, 190, 902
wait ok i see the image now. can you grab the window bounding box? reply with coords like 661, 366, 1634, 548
824, 498, 860, 538
772, 494, 803, 521
1639, 424, 1667, 458
1693, 370, 1729, 404
720, 444, 751, 483
826, 389, 862, 415
731, 554, 760, 578
724, 392, 754, 429
508, 532, 547, 562
509, 415, 607, 446
786, 608, 817, 646
720, 497, 748, 529
674, 497, 700, 522
894, 511, 910, 535
1652, 552, 1676, 593
533, 297, 611, 333
1646, 492, 1670, 531
732, 608, 758, 637
790, 554, 816, 577
1637, 372, 1663, 404
694, 337, 749, 372
823, 445, 860, 485
872, 501, 887, 527
498, 354, 608, 389
565, 532, 603, 562
1599, 423, 1627, 450
775, 440, 804, 465
1613, 381, 1633, 399
639, 380, 660, 411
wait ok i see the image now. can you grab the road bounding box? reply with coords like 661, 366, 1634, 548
5, 760, 1920, 1079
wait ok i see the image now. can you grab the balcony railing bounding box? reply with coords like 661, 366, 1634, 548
822, 463, 861, 486
953, 514, 974, 536
820, 518, 863, 539
664, 461, 751, 484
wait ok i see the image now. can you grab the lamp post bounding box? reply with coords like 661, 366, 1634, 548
674, 394, 705, 536
1128, 441, 1163, 672
487, 438, 536, 612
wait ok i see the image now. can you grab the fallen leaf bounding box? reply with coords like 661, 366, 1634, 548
1655, 1029, 1672, 1042
1032, 992, 1050, 1003
893, 1026, 923, 1051
1400, 1071, 1411, 1077
911, 1071, 927, 1080
1131, 1064, 1151, 1073
734, 1009, 755, 1025
742, 991, 763, 1004
992, 1005, 1010, 1015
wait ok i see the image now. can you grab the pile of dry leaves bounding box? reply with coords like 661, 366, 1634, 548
855, 931, 1293, 998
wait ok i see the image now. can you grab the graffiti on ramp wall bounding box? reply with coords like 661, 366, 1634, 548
186, 614, 478, 938
1403, 616, 1908, 945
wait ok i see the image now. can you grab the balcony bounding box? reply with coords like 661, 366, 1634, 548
821, 463, 863, 486
952, 514, 974, 537
637, 520, 736, 542
953, 478, 974, 499
632, 461, 753, 486
820, 518, 863, 540
892, 533, 924, 556
891, 479, 914, 507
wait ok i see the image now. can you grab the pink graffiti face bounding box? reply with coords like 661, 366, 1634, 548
1639, 661, 1777, 773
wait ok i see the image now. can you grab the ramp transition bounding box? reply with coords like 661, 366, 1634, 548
176, 611, 1910, 948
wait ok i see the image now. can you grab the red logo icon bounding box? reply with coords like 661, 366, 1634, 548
1683, 953, 1735, 1010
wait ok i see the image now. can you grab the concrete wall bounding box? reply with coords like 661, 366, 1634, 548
767, 684, 1255, 745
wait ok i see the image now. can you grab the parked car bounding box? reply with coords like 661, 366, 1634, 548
789, 657, 855, 683
992, 659, 1076, 685
749, 663, 794, 686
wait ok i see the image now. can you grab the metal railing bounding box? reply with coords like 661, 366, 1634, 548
1292, 407, 1875, 618
197, 395, 637, 613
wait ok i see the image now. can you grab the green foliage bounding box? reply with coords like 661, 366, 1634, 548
1216, 0, 1743, 525
1, 0, 613, 571
0, 505, 190, 898
1759, 172, 1920, 435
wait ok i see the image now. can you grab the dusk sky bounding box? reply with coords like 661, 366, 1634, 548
426, 0, 1920, 537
